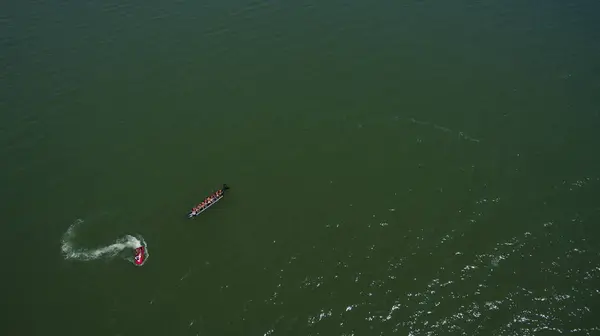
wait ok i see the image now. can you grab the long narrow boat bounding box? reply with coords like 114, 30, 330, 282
188, 184, 230, 218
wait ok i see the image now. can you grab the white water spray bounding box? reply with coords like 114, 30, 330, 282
61, 219, 149, 265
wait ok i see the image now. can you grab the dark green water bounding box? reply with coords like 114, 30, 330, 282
3, 0, 600, 335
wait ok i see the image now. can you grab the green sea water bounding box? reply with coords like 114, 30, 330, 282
2, 0, 600, 335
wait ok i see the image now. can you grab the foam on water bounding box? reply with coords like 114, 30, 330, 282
245, 176, 600, 336
61, 218, 149, 265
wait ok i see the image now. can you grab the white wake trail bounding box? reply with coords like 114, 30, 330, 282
61, 219, 148, 264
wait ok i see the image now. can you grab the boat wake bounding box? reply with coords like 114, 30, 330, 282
61, 218, 149, 266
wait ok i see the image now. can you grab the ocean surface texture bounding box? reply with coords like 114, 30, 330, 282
2, 0, 600, 335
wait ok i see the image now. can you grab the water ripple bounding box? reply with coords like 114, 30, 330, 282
248, 176, 600, 335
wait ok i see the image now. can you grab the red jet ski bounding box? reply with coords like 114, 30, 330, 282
134, 246, 145, 266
